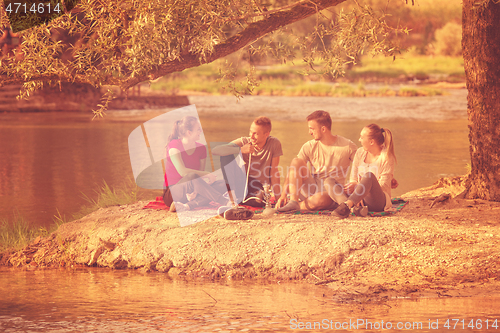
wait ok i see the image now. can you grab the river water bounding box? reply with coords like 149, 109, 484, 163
3, 91, 495, 332
1, 267, 500, 333
1, 90, 470, 228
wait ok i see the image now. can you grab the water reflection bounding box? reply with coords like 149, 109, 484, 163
0, 113, 141, 228
1, 268, 499, 332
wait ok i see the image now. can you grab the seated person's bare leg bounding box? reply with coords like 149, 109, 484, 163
277, 158, 308, 212
299, 191, 334, 211
289, 158, 308, 200
324, 177, 348, 205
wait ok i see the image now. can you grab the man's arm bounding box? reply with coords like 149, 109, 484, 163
211, 142, 241, 156
212, 139, 258, 157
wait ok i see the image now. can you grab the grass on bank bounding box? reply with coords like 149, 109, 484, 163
0, 180, 155, 252
0, 213, 51, 252
68, 179, 143, 222
150, 55, 464, 96
347, 55, 465, 81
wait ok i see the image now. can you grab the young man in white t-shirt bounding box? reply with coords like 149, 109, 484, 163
277, 110, 357, 212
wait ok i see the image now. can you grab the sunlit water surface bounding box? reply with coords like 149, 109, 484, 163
1, 268, 500, 333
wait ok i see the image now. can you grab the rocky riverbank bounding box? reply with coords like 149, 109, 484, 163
2, 176, 500, 300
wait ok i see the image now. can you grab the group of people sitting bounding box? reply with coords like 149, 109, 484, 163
162, 110, 397, 219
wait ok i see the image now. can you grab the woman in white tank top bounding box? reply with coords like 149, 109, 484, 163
331, 124, 397, 218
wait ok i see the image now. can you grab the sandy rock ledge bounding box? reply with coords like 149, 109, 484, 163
2, 177, 500, 299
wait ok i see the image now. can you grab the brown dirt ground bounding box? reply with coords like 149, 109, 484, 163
2, 175, 500, 301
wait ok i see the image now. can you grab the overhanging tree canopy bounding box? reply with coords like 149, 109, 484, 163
0, 0, 403, 101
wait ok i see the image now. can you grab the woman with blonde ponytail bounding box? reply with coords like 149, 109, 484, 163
163, 116, 227, 212
331, 124, 398, 218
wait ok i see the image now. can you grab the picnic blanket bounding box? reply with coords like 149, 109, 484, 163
143, 197, 408, 217
143, 196, 271, 212
273, 198, 408, 217
142, 197, 221, 211
143, 197, 170, 210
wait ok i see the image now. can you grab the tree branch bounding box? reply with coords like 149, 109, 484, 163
120, 0, 347, 89
1, 0, 347, 90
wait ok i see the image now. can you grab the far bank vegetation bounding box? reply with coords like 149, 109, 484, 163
151, 0, 464, 97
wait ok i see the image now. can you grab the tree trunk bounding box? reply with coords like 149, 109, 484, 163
462, 0, 500, 201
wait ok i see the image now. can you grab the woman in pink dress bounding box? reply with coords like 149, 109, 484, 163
163, 116, 227, 211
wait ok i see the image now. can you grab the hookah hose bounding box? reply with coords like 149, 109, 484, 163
233, 144, 275, 215
239, 145, 267, 204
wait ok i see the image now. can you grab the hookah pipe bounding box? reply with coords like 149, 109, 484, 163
261, 182, 276, 216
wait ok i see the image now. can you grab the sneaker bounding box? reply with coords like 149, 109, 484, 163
352, 205, 368, 217
276, 200, 300, 213
224, 207, 254, 220
331, 202, 350, 219
217, 205, 232, 217
172, 201, 189, 212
